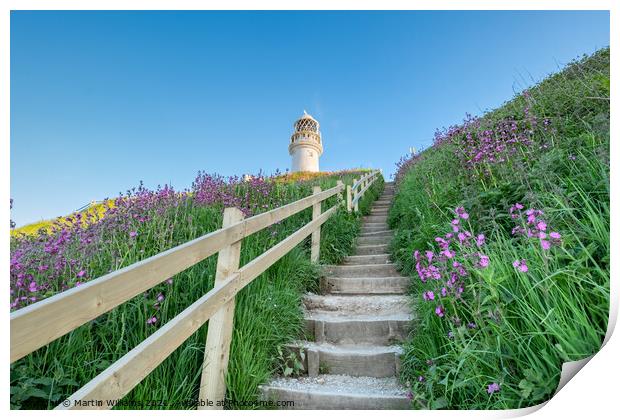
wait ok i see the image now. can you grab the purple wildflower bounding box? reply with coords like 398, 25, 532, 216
487, 382, 500, 395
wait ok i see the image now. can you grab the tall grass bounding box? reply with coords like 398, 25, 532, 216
10, 170, 383, 409
389, 48, 609, 409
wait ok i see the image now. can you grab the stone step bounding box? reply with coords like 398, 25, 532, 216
343, 254, 391, 265
370, 209, 389, 214
287, 341, 403, 377
363, 215, 388, 223
354, 244, 389, 255
305, 315, 411, 346
321, 276, 410, 294
322, 263, 400, 278
260, 374, 410, 409
357, 234, 392, 246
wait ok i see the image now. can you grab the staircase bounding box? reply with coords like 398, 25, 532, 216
260, 182, 412, 409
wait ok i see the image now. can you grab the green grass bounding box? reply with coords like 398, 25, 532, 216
389, 48, 609, 409
10, 171, 384, 410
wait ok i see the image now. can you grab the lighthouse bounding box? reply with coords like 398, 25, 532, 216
289, 111, 323, 172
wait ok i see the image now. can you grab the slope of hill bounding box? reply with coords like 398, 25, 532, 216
388, 48, 609, 409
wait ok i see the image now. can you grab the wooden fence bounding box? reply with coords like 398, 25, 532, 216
10, 169, 382, 410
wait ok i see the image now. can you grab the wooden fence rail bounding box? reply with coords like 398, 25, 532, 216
10, 170, 382, 410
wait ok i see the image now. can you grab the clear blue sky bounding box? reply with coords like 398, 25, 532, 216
10, 10, 609, 226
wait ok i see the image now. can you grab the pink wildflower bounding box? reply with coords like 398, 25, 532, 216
513, 259, 528, 272
479, 255, 490, 268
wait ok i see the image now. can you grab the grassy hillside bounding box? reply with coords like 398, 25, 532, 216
10, 169, 383, 409
388, 48, 609, 409
10, 169, 372, 237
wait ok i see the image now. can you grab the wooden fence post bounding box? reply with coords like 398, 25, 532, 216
346, 184, 352, 213
354, 179, 359, 213
352, 178, 358, 212
311, 186, 322, 262
199, 207, 245, 410
336, 180, 344, 207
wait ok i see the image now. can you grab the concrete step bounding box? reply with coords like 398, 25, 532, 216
321, 276, 410, 294
322, 263, 400, 278
305, 315, 411, 346
287, 341, 403, 377
360, 230, 392, 237
260, 374, 410, 409
363, 215, 389, 223
357, 234, 392, 246
354, 244, 389, 255
361, 226, 390, 234
360, 229, 393, 236
343, 254, 391, 265
303, 294, 410, 315
370, 209, 389, 214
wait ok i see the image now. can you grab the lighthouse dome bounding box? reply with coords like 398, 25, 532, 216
294, 110, 320, 133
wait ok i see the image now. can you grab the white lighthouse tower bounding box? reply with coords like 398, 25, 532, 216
289, 111, 323, 172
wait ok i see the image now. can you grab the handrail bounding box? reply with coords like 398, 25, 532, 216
10, 184, 344, 363
353, 178, 374, 204
351, 169, 377, 191
346, 170, 381, 212
58, 205, 339, 409
10, 172, 383, 410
